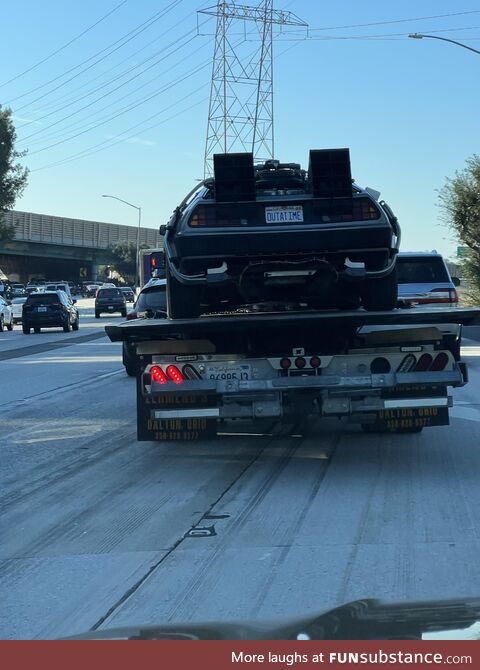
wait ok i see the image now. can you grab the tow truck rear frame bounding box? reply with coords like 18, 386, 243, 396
106, 307, 480, 441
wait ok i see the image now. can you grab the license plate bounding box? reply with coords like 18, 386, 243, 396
38, 307, 47, 312
205, 364, 251, 381
265, 205, 303, 224
108, 306, 114, 310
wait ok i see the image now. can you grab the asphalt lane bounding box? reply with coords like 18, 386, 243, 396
1, 331, 480, 639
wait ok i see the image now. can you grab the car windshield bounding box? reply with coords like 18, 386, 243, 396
397, 257, 450, 283
97, 288, 123, 297
26, 293, 60, 304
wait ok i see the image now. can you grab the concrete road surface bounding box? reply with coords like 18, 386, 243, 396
1, 317, 480, 639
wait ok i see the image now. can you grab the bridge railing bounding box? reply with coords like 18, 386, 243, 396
5, 210, 161, 250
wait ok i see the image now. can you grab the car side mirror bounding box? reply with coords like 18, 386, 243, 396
72, 299, 77, 304
452, 277, 460, 287
159, 224, 167, 236
6, 300, 12, 305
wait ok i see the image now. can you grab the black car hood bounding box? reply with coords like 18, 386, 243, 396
65, 597, 480, 640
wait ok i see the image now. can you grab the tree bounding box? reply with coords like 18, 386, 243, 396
438, 155, 480, 304
0, 106, 29, 242
108, 241, 138, 283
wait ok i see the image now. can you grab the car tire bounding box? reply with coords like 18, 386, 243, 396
166, 263, 202, 319
34, 327, 41, 333
7, 318, 13, 331
95, 312, 100, 319
360, 266, 398, 311
121, 309, 127, 318
0, 315, 4, 332
72, 316, 80, 331
63, 320, 71, 333
124, 361, 138, 377
22, 323, 31, 334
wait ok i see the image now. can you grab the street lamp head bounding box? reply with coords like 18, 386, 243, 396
409, 33, 423, 39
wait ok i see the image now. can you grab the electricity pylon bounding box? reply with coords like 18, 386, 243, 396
200, 1, 308, 176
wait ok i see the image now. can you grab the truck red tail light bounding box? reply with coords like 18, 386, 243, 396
150, 366, 167, 384
430, 352, 449, 371
414, 353, 433, 372
280, 357, 291, 369
295, 357, 306, 369
310, 356, 321, 368
126, 311, 138, 320
166, 365, 184, 384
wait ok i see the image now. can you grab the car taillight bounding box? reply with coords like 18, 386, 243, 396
166, 365, 184, 384
430, 352, 449, 371
126, 311, 138, 320
417, 288, 458, 304
280, 357, 291, 369
189, 205, 245, 228
150, 366, 167, 384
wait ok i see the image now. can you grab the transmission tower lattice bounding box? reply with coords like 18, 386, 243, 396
200, 1, 307, 177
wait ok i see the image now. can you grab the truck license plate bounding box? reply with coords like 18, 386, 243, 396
205, 364, 251, 381
371, 407, 449, 431
265, 205, 303, 224
38, 307, 47, 312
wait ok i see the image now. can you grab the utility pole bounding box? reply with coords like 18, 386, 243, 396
200, 1, 307, 177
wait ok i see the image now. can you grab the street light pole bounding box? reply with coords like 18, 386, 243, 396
101, 194, 142, 288
409, 33, 480, 56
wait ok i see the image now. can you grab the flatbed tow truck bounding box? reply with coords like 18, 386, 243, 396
106, 305, 480, 442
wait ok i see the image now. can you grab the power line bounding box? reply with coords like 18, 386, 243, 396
18, 29, 206, 143
0, 0, 129, 88
23, 38, 210, 148
27, 59, 212, 156
29, 37, 304, 172
6, 0, 183, 107
305, 9, 480, 32
31, 89, 210, 172
27, 8, 199, 117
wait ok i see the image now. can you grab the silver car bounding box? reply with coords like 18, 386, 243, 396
0, 296, 14, 331
11, 297, 28, 324
396, 252, 459, 307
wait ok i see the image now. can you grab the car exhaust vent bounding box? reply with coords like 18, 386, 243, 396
309, 148, 353, 198
213, 152, 255, 203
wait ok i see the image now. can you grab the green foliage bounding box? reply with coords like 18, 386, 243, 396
0, 106, 29, 216
438, 155, 480, 304
108, 240, 142, 283
0, 216, 15, 244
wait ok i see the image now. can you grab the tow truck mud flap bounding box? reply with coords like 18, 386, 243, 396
368, 406, 449, 432
136, 376, 217, 441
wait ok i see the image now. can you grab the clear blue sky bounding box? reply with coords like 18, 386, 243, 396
1, 0, 479, 260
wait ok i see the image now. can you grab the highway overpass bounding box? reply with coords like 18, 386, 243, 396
0, 210, 162, 282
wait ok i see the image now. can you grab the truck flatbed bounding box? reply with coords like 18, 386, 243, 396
106, 306, 480, 343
